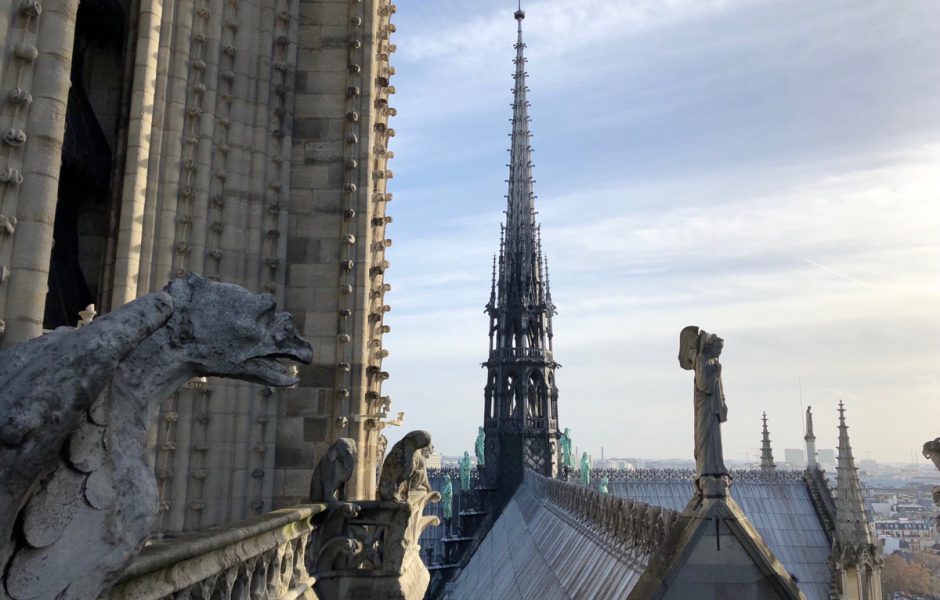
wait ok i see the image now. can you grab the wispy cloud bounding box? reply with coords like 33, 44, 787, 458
380, 0, 940, 463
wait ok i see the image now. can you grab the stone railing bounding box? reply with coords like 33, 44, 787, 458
488, 347, 551, 361
526, 470, 679, 556
104, 505, 324, 600
308, 490, 440, 599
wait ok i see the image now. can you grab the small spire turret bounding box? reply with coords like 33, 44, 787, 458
834, 401, 870, 546
759, 412, 776, 473
829, 401, 882, 595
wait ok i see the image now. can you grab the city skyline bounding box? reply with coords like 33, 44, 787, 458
380, 0, 940, 464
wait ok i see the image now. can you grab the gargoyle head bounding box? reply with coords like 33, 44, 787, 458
923, 438, 940, 471
164, 273, 312, 386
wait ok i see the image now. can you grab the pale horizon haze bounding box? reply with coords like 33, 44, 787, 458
376, 0, 940, 465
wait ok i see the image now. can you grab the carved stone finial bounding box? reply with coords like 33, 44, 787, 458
378, 430, 432, 502
309, 438, 357, 503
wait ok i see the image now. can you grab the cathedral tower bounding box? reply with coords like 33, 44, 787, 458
482, 6, 560, 492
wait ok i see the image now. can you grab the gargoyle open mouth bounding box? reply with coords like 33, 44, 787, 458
244, 352, 307, 387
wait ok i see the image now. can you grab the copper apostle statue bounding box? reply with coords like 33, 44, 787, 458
679, 326, 730, 496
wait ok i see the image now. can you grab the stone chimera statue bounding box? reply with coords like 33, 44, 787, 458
0, 273, 313, 600
378, 430, 433, 502
309, 438, 358, 504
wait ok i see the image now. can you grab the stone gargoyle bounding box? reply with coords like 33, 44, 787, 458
0, 273, 312, 600
309, 438, 358, 504
378, 430, 433, 502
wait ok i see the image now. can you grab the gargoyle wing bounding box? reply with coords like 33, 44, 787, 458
0, 293, 173, 585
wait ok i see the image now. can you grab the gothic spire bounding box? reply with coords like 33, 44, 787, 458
486, 5, 553, 348
500, 5, 539, 306
481, 4, 560, 488
759, 412, 776, 472
834, 401, 871, 546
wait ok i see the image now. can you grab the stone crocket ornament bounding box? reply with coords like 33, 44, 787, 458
679, 325, 731, 497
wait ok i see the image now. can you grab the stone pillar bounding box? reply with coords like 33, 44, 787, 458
109, 0, 163, 306
0, 0, 79, 347
274, 0, 396, 506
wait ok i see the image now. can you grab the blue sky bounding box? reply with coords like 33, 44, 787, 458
379, 0, 940, 464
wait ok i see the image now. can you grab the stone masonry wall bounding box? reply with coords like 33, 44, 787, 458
276, 0, 396, 506
0, 0, 396, 533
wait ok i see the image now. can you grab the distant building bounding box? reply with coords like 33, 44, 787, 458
874, 520, 932, 552
426, 453, 443, 470
818, 449, 836, 470
784, 448, 805, 466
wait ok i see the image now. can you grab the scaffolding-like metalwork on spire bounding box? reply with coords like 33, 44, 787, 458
759, 412, 776, 472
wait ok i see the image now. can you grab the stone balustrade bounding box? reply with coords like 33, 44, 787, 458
527, 470, 679, 555
103, 505, 325, 600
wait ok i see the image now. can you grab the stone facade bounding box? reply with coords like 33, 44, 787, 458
0, 0, 397, 534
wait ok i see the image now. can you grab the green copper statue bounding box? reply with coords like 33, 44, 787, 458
441, 474, 453, 519
475, 427, 485, 466
560, 428, 572, 469
459, 451, 472, 492
580, 452, 591, 486
598, 476, 609, 494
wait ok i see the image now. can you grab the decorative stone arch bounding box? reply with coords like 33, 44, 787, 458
526, 370, 546, 419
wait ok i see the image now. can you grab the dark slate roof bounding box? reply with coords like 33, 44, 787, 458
608, 478, 831, 600
444, 478, 655, 599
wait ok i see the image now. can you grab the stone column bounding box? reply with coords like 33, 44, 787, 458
1, 0, 79, 347
110, 0, 164, 307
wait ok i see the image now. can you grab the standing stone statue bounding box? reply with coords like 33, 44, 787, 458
560, 428, 573, 469
441, 474, 454, 520
378, 430, 433, 502
580, 452, 591, 486
459, 451, 472, 492
598, 476, 609, 494
679, 325, 730, 497
474, 427, 485, 467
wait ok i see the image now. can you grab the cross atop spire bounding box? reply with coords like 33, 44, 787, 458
760, 412, 776, 473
